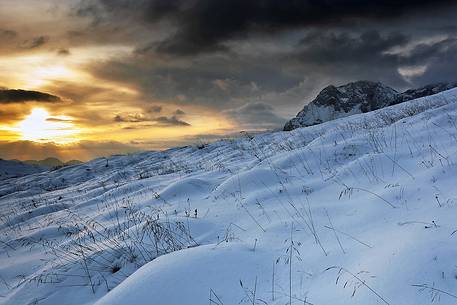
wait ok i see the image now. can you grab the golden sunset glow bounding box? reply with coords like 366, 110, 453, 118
1, 0, 335, 162
17, 108, 80, 144
0, 22, 242, 162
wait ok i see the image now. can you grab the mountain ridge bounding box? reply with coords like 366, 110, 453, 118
284, 81, 457, 131
0, 159, 45, 179
0, 158, 83, 180
20, 157, 82, 169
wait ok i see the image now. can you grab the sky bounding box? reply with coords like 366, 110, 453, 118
0, 0, 457, 161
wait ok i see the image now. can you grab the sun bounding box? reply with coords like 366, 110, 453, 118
18, 108, 80, 144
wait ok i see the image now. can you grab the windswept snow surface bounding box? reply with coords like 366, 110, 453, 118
2, 89, 457, 305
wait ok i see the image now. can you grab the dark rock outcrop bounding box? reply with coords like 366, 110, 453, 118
284, 81, 457, 131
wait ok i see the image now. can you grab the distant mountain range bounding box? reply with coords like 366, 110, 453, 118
284, 81, 457, 131
0, 159, 45, 179
20, 157, 82, 169
0, 157, 82, 179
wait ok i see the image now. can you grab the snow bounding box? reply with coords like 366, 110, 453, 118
95, 244, 272, 305
2, 88, 457, 305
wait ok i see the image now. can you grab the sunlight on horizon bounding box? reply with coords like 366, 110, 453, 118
18, 108, 81, 144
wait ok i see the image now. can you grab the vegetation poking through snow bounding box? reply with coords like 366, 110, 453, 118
1, 88, 457, 304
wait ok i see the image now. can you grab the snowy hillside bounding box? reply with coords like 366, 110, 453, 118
2, 88, 457, 305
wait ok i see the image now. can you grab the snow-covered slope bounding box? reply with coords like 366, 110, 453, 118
0, 159, 45, 180
284, 81, 457, 131
2, 88, 457, 305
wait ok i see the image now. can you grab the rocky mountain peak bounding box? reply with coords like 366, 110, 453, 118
310, 81, 397, 111
284, 81, 457, 131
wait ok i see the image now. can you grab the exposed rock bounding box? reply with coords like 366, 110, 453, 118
391, 82, 457, 105
284, 81, 457, 131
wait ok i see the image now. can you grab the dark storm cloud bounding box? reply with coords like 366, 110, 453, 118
43, 81, 111, 104
147, 105, 162, 113
291, 30, 457, 88
0, 29, 18, 54
407, 37, 457, 84
76, 1, 457, 92
87, 30, 457, 121
401, 37, 457, 65
57, 48, 71, 56
174, 109, 185, 115
114, 114, 143, 123
82, 0, 455, 55
114, 113, 190, 126
0, 89, 62, 104
88, 55, 299, 110
71, 0, 457, 125
154, 115, 190, 126
297, 30, 409, 65
296, 30, 450, 68
288, 30, 413, 88
46, 117, 74, 123
123, 125, 150, 130
0, 29, 17, 40
225, 102, 286, 129
21, 36, 49, 49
